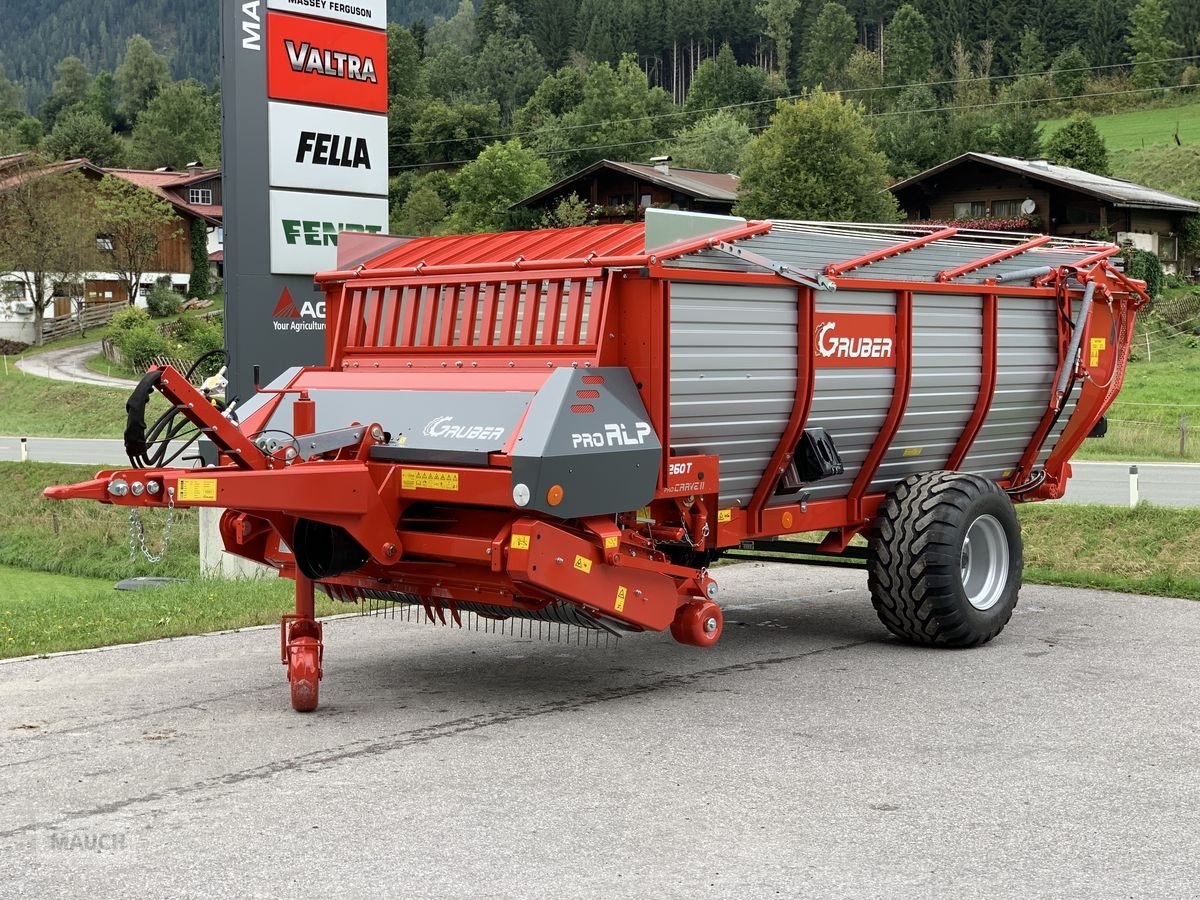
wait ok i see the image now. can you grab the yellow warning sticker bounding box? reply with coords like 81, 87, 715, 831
717, 509, 733, 523
1089, 337, 1107, 367
615, 586, 627, 612
903, 447, 923, 457
573, 555, 593, 575
636, 506, 654, 523
604, 535, 619, 550
177, 478, 217, 502
510, 534, 530, 551
401, 469, 459, 492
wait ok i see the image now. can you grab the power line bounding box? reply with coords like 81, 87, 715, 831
388, 53, 1200, 151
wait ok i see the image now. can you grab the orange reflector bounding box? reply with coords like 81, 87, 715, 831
547, 485, 564, 506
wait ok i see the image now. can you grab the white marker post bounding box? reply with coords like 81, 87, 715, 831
1128, 464, 1139, 509
20, 437, 28, 462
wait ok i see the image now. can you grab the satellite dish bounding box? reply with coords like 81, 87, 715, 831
1020, 198, 1037, 215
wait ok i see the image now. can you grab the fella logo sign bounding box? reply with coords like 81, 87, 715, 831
267, 12, 387, 112
813, 312, 897, 368
268, 103, 387, 194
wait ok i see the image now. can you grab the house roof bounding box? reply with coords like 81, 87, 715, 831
513, 159, 740, 209
891, 152, 1200, 213
104, 167, 223, 225
0, 156, 106, 192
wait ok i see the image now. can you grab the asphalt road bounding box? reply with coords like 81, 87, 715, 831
1, 563, 1196, 899
13, 341, 137, 389
1060, 459, 1200, 507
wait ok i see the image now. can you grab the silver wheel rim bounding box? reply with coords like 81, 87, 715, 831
960, 514, 1009, 611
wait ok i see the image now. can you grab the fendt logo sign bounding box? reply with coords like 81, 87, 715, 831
268, 103, 387, 194
267, 12, 387, 112
813, 313, 898, 368
269, 190, 388, 274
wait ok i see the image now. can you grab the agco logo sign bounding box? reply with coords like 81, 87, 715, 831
272, 286, 325, 333
813, 313, 897, 368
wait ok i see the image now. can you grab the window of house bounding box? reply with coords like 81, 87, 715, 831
96, 235, 114, 252
992, 200, 1024, 218
639, 193, 652, 208
953, 201, 987, 219
1158, 234, 1178, 262
189, 187, 213, 205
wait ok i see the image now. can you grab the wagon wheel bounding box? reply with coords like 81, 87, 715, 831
868, 471, 1023, 647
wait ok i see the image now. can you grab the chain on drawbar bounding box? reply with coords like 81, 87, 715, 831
128, 487, 175, 563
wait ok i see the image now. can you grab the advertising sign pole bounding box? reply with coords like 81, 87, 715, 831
219, 0, 389, 405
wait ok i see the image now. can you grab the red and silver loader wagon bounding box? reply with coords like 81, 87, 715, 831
46, 211, 1147, 711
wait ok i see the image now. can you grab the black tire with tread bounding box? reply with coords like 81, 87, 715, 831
867, 471, 1023, 647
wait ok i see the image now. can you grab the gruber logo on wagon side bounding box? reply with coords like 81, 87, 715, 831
813, 312, 898, 368
267, 12, 388, 112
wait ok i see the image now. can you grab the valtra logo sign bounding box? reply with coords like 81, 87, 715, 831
267, 12, 387, 112
272, 286, 325, 333
813, 312, 898, 368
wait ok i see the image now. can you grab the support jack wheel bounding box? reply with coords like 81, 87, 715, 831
287, 635, 321, 712
670, 600, 723, 647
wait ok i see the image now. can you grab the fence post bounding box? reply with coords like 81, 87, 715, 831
1129, 464, 1138, 509
1181, 415, 1189, 457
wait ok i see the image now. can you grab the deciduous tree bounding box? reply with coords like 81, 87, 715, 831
668, 111, 752, 173
735, 89, 899, 222
93, 175, 180, 305
1043, 111, 1110, 175
882, 4, 932, 88
0, 163, 97, 345
42, 109, 124, 166
1128, 0, 1182, 90
115, 34, 170, 124
448, 139, 551, 232
127, 81, 220, 170
802, 2, 857, 89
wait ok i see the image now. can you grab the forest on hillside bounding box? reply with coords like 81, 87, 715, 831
1, 0, 1198, 237
2, 0, 1198, 106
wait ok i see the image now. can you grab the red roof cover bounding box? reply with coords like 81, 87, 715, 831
359, 223, 649, 271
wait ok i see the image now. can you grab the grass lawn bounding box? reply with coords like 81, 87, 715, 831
0, 567, 309, 658
0, 461, 336, 659
1074, 304, 1200, 462
1110, 144, 1200, 204
0, 367, 152, 438
1019, 502, 1200, 600
1041, 101, 1200, 151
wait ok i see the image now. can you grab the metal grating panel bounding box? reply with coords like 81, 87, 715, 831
960, 295, 1061, 479
669, 281, 798, 506
666, 220, 1116, 285
868, 293, 982, 493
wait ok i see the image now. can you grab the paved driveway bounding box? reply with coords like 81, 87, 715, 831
1, 563, 1196, 899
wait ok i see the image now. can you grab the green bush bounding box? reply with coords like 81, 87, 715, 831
1123, 247, 1165, 300
109, 304, 150, 333
171, 316, 225, 376
117, 323, 171, 370
146, 282, 183, 318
